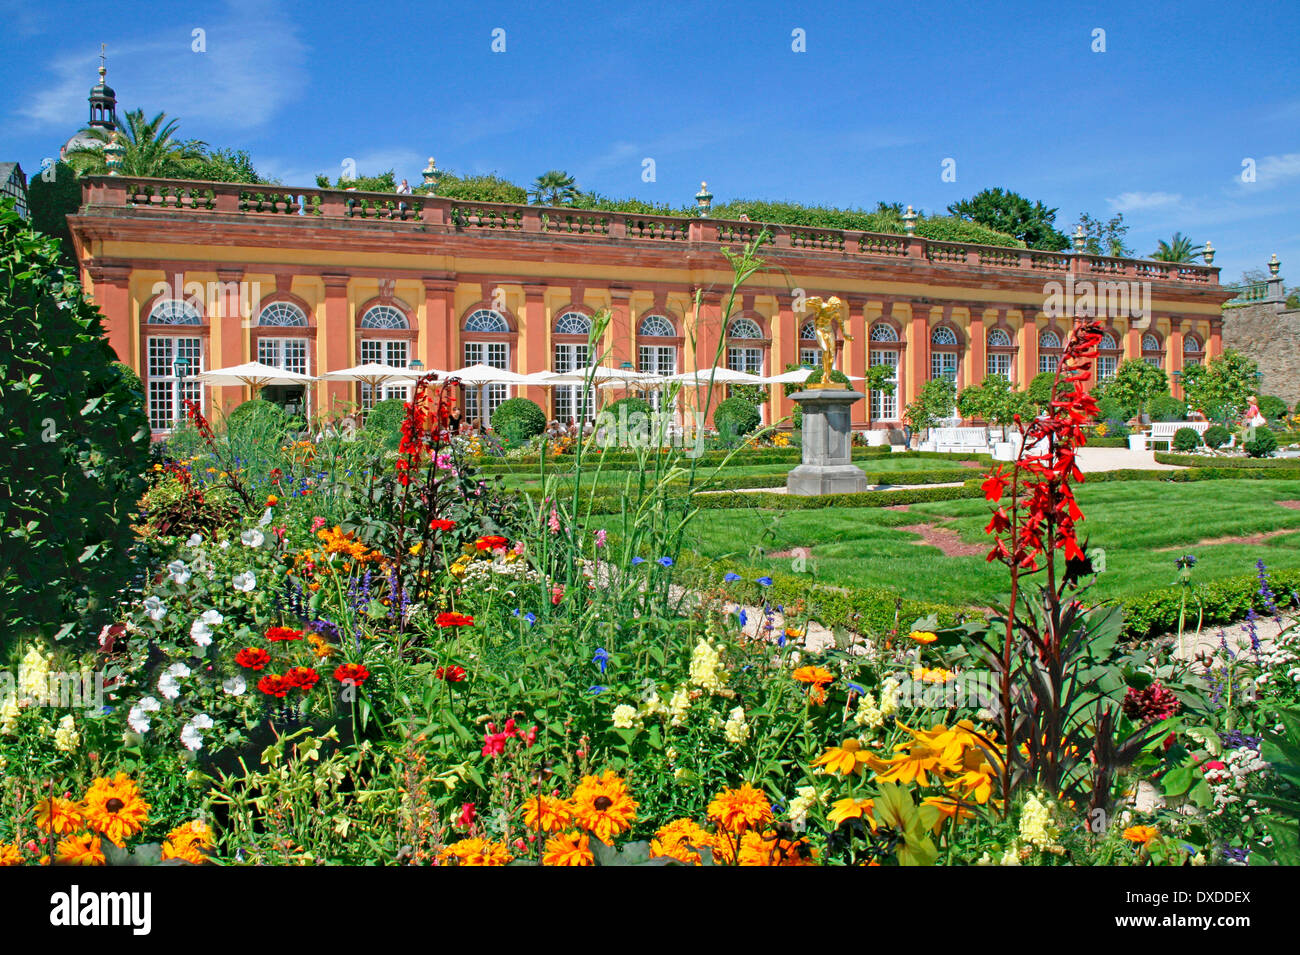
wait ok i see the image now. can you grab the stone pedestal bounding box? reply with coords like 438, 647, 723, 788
787, 388, 869, 495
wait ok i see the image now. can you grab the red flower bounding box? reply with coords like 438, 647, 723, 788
1122, 681, 1181, 724
283, 666, 320, 691
235, 647, 271, 670
458, 803, 476, 827
550, 585, 565, 606
474, 535, 508, 551
429, 518, 457, 532
435, 611, 475, 628
481, 731, 508, 757
981, 468, 1009, 502
436, 665, 467, 682
265, 626, 304, 642
257, 674, 289, 698
333, 662, 370, 686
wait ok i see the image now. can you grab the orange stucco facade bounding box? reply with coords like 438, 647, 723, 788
68, 176, 1234, 432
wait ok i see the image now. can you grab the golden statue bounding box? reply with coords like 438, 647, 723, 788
800, 295, 851, 388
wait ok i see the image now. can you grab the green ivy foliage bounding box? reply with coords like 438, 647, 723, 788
0, 199, 150, 646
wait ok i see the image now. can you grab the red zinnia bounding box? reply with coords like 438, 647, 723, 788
283, 666, 320, 691
265, 626, 304, 642
430, 518, 457, 532
257, 674, 289, 698
333, 662, 370, 686
235, 647, 271, 670
474, 535, 508, 551
436, 665, 467, 682
435, 611, 475, 628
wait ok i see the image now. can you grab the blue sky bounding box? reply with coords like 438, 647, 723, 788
2, 0, 1296, 283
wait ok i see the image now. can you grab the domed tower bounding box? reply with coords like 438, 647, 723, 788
87, 46, 118, 131
61, 46, 119, 160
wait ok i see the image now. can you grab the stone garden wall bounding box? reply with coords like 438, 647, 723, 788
1223, 303, 1300, 405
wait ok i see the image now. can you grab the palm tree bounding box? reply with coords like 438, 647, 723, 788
528, 170, 578, 206
64, 109, 207, 179
1149, 232, 1204, 263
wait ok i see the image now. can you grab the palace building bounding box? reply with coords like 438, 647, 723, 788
60, 77, 1232, 434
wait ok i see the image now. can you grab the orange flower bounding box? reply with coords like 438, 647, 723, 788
333, 662, 370, 686
522, 795, 573, 833
438, 837, 512, 866
569, 771, 637, 844
649, 818, 713, 865
82, 773, 149, 847
435, 611, 475, 628
54, 833, 105, 866
812, 739, 876, 776
707, 783, 772, 834
907, 630, 938, 645
1123, 825, 1158, 845
35, 797, 83, 836
792, 665, 833, 686
543, 831, 594, 866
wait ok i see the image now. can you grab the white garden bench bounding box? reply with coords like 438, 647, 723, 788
929, 427, 990, 454
1148, 420, 1211, 449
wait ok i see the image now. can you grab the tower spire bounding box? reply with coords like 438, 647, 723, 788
88, 44, 117, 131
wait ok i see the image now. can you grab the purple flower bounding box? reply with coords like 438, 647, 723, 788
657, 556, 673, 568
593, 648, 609, 674
724, 572, 742, 583
757, 576, 773, 587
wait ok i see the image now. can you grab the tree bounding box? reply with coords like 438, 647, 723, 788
947, 187, 1069, 251
958, 374, 1033, 439
1026, 371, 1058, 412
861, 363, 897, 430
1180, 349, 1260, 424
903, 377, 957, 441
1150, 232, 1204, 263
188, 147, 273, 184
27, 161, 82, 268
63, 108, 206, 178
315, 169, 396, 192
1106, 359, 1168, 420
1072, 212, 1132, 257
0, 198, 150, 644
434, 172, 529, 204
529, 170, 579, 206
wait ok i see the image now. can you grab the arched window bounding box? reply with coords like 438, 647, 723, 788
728, 318, 763, 340
929, 326, 960, 404
726, 317, 765, 383
931, 326, 958, 346
869, 322, 899, 343
463, 308, 509, 334
1182, 333, 1204, 368
1038, 329, 1063, 374
554, 311, 592, 335
869, 324, 900, 421
1142, 333, 1163, 369
258, 301, 307, 327
638, 314, 675, 337
147, 299, 202, 325
462, 309, 513, 425
799, 319, 820, 367
987, 327, 1015, 380
360, 305, 408, 329
1097, 332, 1120, 380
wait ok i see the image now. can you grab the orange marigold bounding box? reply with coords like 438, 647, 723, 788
35, 796, 84, 836
54, 832, 105, 866
649, 817, 713, 865
707, 783, 773, 834
522, 795, 573, 833
438, 837, 512, 866
543, 830, 594, 866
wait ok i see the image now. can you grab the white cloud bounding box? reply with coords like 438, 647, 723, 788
14, 0, 307, 133
1243, 152, 1300, 189
1105, 191, 1184, 212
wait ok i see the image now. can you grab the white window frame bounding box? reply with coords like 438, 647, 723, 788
147, 335, 203, 431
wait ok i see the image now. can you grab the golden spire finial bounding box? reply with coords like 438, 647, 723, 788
99, 43, 106, 77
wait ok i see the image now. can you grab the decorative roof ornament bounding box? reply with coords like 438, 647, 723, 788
902, 205, 917, 235
104, 131, 125, 175
1203, 240, 1214, 265
1269, 253, 1281, 277
88, 43, 118, 131
421, 156, 441, 192
695, 181, 712, 218
1072, 224, 1086, 252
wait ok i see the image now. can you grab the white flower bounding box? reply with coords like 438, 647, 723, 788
222, 675, 246, 696
0, 698, 20, 735
240, 528, 265, 548
612, 704, 638, 729
157, 663, 191, 701
232, 572, 256, 592
54, 714, 80, 753
143, 595, 167, 622
258, 507, 273, 527
190, 619, 214, 648
200, 609, 224, 626
186, 533, 203, 548
219, 539, 230, 550
167, 560, 191, 585
724, 706, 750, 744
127, 696, 161, 734
181, 713, 214, 751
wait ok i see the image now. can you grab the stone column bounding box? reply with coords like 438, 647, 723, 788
846, 297, 867, 428
608, 286, 634, 369
1019, 306, 1039, 384
968, 307, 987, 391
787, 389, 868, 494
907, 304, 929, 409
216, 267, 247, 415
773, 291, 797, 424
523, 283, 550, 414
422, 277, 456, 373
1168, 323, 1185, 399
322, 274, 351, 412
88, 265, 133, 365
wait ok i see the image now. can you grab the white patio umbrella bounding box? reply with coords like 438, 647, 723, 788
444, 363, 535, 385
664, 367, 767, 385
322, 362, 429, 389
759, 367, 865, 384
194, 360, 316, 394
534, 365, 656, 385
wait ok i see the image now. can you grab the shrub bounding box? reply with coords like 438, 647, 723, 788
1172, 426, 1201, 451
112, 361, 144, 397
913, 216, 1024, 249
792, 367, 850, 428
1095, 393, 1135, 425
601, 395, 653, 421
1148, 394, 1188, 422
0, 199, 150, 643
491, 397, 547, 442
1103, 418, 1130, 439
1258, 395, 1289, 421
362, 398, 407, 438
1244, 428, 1278, 458
1203, 425, 1231, 449
714, 396, 762, 441
228, 399, 288, 434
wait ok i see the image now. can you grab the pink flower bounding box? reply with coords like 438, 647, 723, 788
458, 802, 476, 827
595, 528, 607, 549
513, 540, 526, 556
311, 516, 326, 532
548, 507, 561, 534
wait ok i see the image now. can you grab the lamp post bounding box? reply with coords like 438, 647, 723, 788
695, 181, 713, 218
173, 356, 191, 424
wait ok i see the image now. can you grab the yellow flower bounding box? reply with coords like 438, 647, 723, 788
81, 773, 149, 847
923, 796, 977, 832
1123, 825, 1158, 845
735, 829, 817, 866
35, 797, 84, 836
912, 666, 955, 684
437, 837, 512, 866
54, 833, 105, 866
707, 783, 773, 834
0, 843, 22, 866
827, 797, 877, 828
522, 795, 573, 833
569, 771, 637, 844
543, 831, 594, 866
649, 818, 712, 865
812, 739, 876, 776
161, 820, 213, 864
907, 630, 938, 645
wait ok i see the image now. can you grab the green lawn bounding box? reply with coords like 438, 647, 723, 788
494, 455, 977, 491
679, 479, 1300, 606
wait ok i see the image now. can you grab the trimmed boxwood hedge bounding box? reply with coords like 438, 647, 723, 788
1153, 453, 1300, 468
475, 447, 989, 473
1113, 567, 1300, 640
